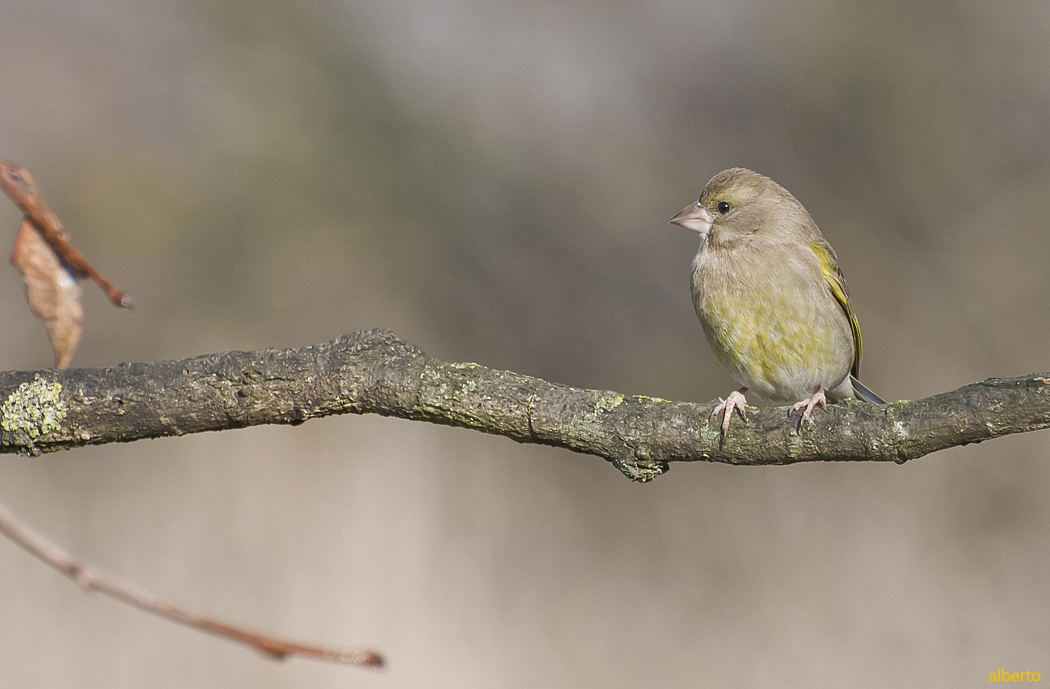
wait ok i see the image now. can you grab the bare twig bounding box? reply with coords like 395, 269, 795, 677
0, 499, 384, 669
2, 330, 1048, 481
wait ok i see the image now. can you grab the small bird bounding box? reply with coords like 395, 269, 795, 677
670, 167, 884, 435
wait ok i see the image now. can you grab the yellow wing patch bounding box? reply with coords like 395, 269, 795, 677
808, 239, 862, 378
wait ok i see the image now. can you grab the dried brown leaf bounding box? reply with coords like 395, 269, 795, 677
11, 218, 83, 368
0, 159, 132, 308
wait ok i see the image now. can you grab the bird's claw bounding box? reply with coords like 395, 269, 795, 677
711, 388, 748, 437
790, 387, 827, 430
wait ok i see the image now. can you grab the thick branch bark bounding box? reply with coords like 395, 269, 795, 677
1, 329, 1047, 481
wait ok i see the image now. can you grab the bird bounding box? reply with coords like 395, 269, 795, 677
669, 167, 884, 436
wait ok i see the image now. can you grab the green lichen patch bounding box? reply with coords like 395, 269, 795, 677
698, 422, 721, 446
594, 394, 624, 412
629, 394, 669, 403
1, 375, 67, 450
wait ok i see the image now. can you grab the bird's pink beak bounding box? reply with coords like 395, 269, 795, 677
670, 202, 713, 236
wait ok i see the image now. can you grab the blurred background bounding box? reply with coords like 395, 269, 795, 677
1, 0, 1048, 686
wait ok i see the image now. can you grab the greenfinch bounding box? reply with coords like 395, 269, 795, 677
670, 167, 884, 435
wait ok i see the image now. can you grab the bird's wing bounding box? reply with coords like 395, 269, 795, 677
807, 239, 862, 379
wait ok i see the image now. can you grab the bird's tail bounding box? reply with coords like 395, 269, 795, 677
850, 375, 886, 404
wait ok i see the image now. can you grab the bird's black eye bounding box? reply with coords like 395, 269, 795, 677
717, 201, 732, 214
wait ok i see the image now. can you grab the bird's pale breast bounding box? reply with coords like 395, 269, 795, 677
691, 240, 854, 403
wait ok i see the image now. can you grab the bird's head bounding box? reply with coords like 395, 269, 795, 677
670, 167, 808, 245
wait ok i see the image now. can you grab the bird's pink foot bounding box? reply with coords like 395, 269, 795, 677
712, 387, 748, 437
790, 387, 827, 427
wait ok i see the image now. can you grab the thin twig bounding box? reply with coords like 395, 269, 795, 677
0, 498, 384, 669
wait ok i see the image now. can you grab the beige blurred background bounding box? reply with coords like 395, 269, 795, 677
1, 0, 1048, 686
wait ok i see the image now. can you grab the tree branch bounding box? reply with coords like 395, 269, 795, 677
1, 329, 1047, 481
